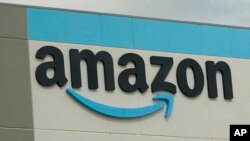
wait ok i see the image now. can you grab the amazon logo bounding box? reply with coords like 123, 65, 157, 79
35, 46, 233, 119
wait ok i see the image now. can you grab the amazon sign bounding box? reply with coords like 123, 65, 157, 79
26, 7, 239, 121
35, 45, 233, 118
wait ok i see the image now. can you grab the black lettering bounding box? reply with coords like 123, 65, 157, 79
70, 49, 115, 90
177, 59, 204, 97
150, 56, 176, 94
118, 53, 149, 93
206, 61, 233, 99
35, 46, 68, 87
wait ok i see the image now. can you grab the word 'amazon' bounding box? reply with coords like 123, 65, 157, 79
35, 46, 233, 99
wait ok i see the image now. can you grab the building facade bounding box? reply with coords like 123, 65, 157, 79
1, 1, 250, 141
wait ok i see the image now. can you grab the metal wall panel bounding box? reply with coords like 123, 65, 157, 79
0, 4, 27, 39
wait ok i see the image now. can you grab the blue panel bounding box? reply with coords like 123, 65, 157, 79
27, 7, 250, 59
101, 15, 134, 48
27, 8, 102, 46
133, 19, 202, 54
133, 19, 170, 50
229, 28, 250, 58
201, 25, 232, 57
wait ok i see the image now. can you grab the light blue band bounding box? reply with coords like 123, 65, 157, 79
27, 8, 250, 59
